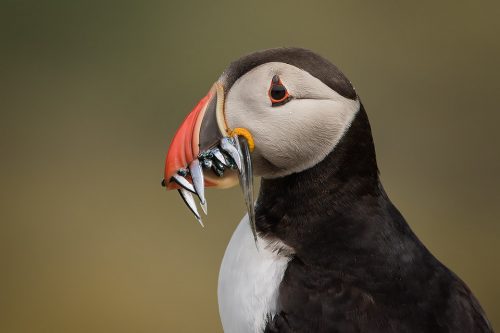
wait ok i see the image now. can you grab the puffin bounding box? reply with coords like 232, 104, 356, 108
162, 48, 493, 333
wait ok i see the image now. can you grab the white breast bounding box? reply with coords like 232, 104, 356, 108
218, 215, 291, 333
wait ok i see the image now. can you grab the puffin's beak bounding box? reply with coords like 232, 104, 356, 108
163, 82, 256, 237
164, 83, 237, 191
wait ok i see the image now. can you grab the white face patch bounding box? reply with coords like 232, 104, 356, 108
223, 62, 360, 178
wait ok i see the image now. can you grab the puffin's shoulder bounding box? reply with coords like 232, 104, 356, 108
440, 274, 494, 332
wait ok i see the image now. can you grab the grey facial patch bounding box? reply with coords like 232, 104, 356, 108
224, 62, 360, 178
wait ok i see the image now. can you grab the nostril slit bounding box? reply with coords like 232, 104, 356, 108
161, 179, 166, 187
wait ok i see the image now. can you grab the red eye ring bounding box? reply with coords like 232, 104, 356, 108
268, 75, 291, 106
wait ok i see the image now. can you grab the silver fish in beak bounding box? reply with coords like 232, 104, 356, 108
162, 82, 257, 242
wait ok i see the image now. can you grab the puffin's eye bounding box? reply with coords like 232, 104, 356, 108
268, 75, 291, 107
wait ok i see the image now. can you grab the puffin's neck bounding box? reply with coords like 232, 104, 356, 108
255, 105, 425, 269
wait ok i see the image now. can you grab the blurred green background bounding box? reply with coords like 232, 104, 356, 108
1, 1, 499, 332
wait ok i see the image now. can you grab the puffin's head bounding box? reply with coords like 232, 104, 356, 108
163, 48, 360, 231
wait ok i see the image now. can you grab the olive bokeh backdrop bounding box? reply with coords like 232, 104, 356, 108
1, 1, 499, 332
